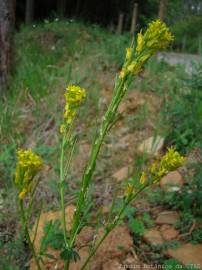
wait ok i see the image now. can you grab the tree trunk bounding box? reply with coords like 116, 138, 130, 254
57, 0, 67, 18
116, 13, 124, 34
158, 0, 167, 21
0, 0, 15, 95
25, 0, 34, 24
130, 2, 138, 35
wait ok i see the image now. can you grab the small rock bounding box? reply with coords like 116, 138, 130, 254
31, 205, 75, 252
160, 225, 179, 241
138, 136, 164, 157
167, 243, 202, 267
143, 229, 164, 245
95, 225, 133, 259
150, 206, 164, 216
112, 166, 130, 182
156, 211, 179, 225
160, 171, 184, 191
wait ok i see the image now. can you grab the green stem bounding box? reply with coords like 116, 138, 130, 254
19, 200, 42, 270
80, 229, 110, 270
59, 136, 70, 270
80, 184, 148, 269
69, 79, 127, 247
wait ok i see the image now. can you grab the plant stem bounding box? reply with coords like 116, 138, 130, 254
80, 185, 147, 269
60, 136, 70, 270
69, 79, 127, 247
19, 200, 42, 270
80, 229, 110, 270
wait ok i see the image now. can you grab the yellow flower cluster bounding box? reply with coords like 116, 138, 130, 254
15, 149, 43, 200
124, 183, 135, 198
139, 147, 185, 185
119, 20, 173, 79
60, 85, 86, 133
136, 20, 174, 54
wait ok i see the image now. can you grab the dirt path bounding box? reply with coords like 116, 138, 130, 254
157, 52, 201, 74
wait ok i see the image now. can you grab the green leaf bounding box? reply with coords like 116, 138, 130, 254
129, 218, 145, 235
60, 248, 72, 261
60, 248, 80, 262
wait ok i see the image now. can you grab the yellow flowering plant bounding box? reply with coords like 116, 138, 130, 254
15, 20, 184, 270
15, 149, 43, 270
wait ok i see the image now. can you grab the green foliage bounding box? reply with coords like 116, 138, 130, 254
40, 220, 64, 253
148, 163, 202, 219
164, 62, 202, 153
124, 205, 147, 236
171, 15, 202, 53
129, 218, 145, 235
0, 144, 17, 188
0, 237, 26, 270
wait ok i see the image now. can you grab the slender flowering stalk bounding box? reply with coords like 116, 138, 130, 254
139, 146, 185, 186
68, 20, 174, 263
81, 148, 185, 269
119, 19, 174, 79
59, 84, 86, 269
15, 149, 43, 270
60, 85, 86, 133
15, 149, 43, 200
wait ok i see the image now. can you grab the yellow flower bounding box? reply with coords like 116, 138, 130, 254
136, 32, 143, 54
64, 85, 86, 105
60, 124, 65, 134
123, 20, 173, 78
124, 183, 135, 197
127, 61, 142, 75
151, 147, 185, 183
19, 188, 27, 200
15, 149, 43, 200
61, 85, 86, 131
119, 69, 127, 79
140, 171, 147, 185
137, 20, 174, 55
126, 48, 132, 60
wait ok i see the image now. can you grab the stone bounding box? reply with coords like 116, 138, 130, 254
167, 243, 202, 267
155, 211, 179, 225
138, 136, 164, 157
112, 166, 130, 182
160, 171, 184, 191
31, 205, 75, 252
30, 224, 133, 270
143, 229, 164, 245
160, 225, 179, 241
94, 225, 133, 260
